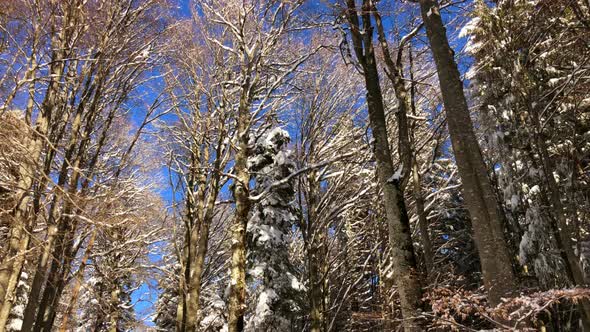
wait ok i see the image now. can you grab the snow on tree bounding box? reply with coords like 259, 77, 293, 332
154, 263, 180, 331
5, 271, 29, 332
245, 127, 304, 331
199, 283, 228, 331
465, 0, 590, 326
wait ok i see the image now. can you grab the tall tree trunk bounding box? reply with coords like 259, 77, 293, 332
417, 0, 516, 306
2, 4, 83, 327
306, 175, 326, 332
228, 88, 252, 332
185, 176, 220, 331
176, 233, 189, 331
412, 159, 434, 275
21, 105, 85, 332
408, 42, 434, 276
373, 7, 434, 276
0, 30, 60, 329
29, 104, 90, 331
345, 2, 423, 329
178, 152, 198, 332
59, 229, 97, 332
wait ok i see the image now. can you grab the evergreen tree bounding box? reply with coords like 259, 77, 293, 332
245, 128, 304, 331
154, 263, 180, 331
465, 0, 590, 326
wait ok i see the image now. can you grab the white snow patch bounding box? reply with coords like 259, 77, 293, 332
387, 165, 403, 183
459, 17, 480, 38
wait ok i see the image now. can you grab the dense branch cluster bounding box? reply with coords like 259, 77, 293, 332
0, 0, 589, 331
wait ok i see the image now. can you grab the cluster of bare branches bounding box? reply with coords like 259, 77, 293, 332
1, 0, 589, 331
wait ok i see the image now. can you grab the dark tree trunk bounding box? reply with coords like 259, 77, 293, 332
417, 0, 517, 306
345, 1, 423, 330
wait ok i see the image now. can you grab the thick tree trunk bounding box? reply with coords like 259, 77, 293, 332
109, 282, 121, 332
0, 227, 31, 332
345, 2, 423, 330
19, 225, 59, 332
185, 198, 218, 331
0, 49, 56, 331
308, 243, 327, 332
418, 0, 517, 306
0, 38, 41, 328
32, 227, 79, 331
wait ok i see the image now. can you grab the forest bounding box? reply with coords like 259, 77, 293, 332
0, 0, 589, 331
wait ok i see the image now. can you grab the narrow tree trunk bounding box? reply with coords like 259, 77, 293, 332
176, 234, 189, 331
308, 234, 326, 332
59, 229, 97, 332
22, 116, 83, 331
373, 8, 434, 277
305, 174, 326, 332
228, 90, 252, 332
412, 160, 434, 275
418, 0, 516, 306
185, 220, 210, 331
345, 2, 423, 329
178, 154, 197, 332
109, 282, 121, 332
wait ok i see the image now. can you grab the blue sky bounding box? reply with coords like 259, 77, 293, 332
129, 0, 474, 327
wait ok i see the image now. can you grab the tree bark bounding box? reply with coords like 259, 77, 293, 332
305, 174, 327, 332
59, 229, 97, 332
21, 95, 86, 332
345, 1, 423, 330
408, 42, 434, 276
228, 84, 252, 332
412, 159, 434, 275
0, 19, 61, 327
373, 6, 434, 276
417, 0, 516, 306
185, 154, 221, 331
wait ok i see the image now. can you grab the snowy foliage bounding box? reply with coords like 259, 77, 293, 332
154, 263, 180, 331
469, 0, 590, 293
245, 128, 304, 331
6, 272, 29, 332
